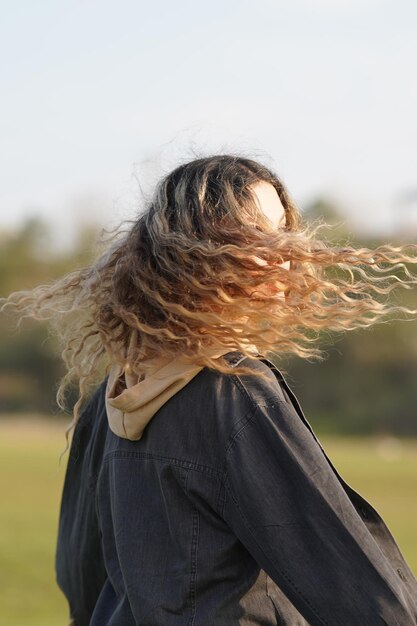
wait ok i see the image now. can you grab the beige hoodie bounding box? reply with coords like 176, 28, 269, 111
105, 344, 259, 441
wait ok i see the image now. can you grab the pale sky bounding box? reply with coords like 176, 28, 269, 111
1, 0, 417, 248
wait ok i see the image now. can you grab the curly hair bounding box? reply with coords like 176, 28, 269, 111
2, 153, 417, 454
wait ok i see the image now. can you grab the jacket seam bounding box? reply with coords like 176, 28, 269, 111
222, 372, 288, 444
220, 392, 288, 481
180, 468, 198, 626
228, 372, 271, 413
101, 449, 223, 479
185, 467, 199, 626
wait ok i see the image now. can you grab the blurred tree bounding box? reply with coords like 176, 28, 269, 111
301, 196, 356, 243
0, 216, 100, 416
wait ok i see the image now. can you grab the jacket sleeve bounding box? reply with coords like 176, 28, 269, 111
220, 397, 416, 626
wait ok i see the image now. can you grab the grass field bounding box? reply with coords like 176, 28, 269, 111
0, 417, 416, 625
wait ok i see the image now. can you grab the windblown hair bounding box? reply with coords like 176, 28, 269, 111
2, 154, 417, 453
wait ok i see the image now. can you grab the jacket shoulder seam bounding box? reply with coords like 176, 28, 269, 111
225, 371, 288, 452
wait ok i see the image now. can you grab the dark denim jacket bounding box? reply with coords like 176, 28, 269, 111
55, 352, 417, 625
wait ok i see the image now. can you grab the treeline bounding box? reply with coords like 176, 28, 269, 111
0, 202, 416, 435
0, 217, 100, 415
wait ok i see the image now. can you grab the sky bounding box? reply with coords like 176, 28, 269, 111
1, 0, 417, 248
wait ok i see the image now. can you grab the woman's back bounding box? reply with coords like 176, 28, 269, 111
56, 352, 417, 626
4, 153, 417, 624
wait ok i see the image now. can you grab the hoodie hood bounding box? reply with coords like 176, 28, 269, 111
105, 344, 259, 441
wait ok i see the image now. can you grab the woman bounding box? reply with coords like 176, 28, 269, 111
2, 154, 417, 625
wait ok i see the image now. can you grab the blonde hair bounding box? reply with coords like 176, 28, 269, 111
2, 154, 417, 455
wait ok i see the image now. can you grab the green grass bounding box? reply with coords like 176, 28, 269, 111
0, 418, 416, 625
0, 418, 70, 626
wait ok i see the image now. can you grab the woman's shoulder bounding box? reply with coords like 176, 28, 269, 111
219, 351, 290, 408
189, 351, 292, 448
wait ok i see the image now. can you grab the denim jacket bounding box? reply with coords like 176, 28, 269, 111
55, 351, 417, 625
